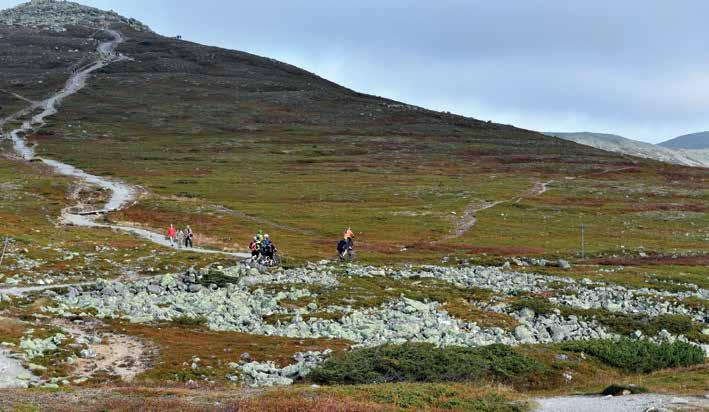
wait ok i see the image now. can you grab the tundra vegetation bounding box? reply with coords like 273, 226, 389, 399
0, 2, 707, 411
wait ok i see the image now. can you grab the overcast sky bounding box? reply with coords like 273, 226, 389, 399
3, 0, 708, 143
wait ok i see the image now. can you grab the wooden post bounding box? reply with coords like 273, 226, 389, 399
580, 224, 586, 259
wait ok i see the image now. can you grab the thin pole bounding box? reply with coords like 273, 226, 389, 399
580, 224, 585, 259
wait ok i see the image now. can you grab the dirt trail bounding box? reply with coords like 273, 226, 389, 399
2, 29, 248, 259
443, 179, 554, 241
0, 89, 35, 104
55, 319, 152, 382
444, 165, 637, 240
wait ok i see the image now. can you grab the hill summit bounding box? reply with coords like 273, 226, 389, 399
0, 0, 151, 32
659, 131, 709, 150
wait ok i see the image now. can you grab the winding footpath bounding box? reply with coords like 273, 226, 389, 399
0, 29, 244, 389
2, 29, 248, 260
443, 179, 554, 241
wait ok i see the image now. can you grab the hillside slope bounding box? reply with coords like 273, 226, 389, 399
0, 0, 706, 265
659, 131, 709, 150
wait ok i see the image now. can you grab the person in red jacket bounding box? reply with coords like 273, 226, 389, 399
166, 224, 177, 247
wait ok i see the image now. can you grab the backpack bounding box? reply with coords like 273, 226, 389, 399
261, 239, 272, 253
337, 240, 348, 253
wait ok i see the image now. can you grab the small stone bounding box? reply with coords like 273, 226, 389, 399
79, 349, 96, 359
514, 325, 534, 342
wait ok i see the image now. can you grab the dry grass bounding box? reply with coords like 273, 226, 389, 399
442, 301, 519, 331
0, 316, 26, 343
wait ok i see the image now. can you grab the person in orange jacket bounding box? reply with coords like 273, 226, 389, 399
344, 227, 354, 249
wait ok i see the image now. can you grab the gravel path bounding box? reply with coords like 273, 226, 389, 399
535, 394, 709, 412
3, 29, 248, 259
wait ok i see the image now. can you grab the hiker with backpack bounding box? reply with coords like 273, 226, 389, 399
337, 237, 349, 261
249, 236, 260, 258
184, 225, 194, 248
260, 234, 273, 259
176, 229, 185, 249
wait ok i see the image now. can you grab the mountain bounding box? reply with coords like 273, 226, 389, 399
0, 0, 708, 405
545, 132, 708, 167
659, 131, 709, 150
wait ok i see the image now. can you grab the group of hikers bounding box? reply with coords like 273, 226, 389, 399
248, 230, 277, 261
165, 223, 356, 266
247, 227, 355, 265
166, 224, 194, 249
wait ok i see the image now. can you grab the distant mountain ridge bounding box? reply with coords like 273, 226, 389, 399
545, 132, 708, 168
659, 131, 709, 150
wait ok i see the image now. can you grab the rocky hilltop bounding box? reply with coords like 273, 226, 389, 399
0, 0, 150, 32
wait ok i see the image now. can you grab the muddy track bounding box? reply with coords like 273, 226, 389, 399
1, 29, 248, 259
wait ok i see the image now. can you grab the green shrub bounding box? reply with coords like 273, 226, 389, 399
601, 384, 649, 396
171, 315, 208, 327
308, 343, 546, 388
562, 338, 705, 373
197, 269, 239, 288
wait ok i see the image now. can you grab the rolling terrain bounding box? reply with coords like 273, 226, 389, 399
660, 131, 709, 150
0, 1, 707, 411
546, 131, 709, 167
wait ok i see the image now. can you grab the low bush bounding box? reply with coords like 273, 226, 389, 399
196, 269, 239, 288
308, 343, 546, 388
562, 338, 705, 373
171, 315, 208, 327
